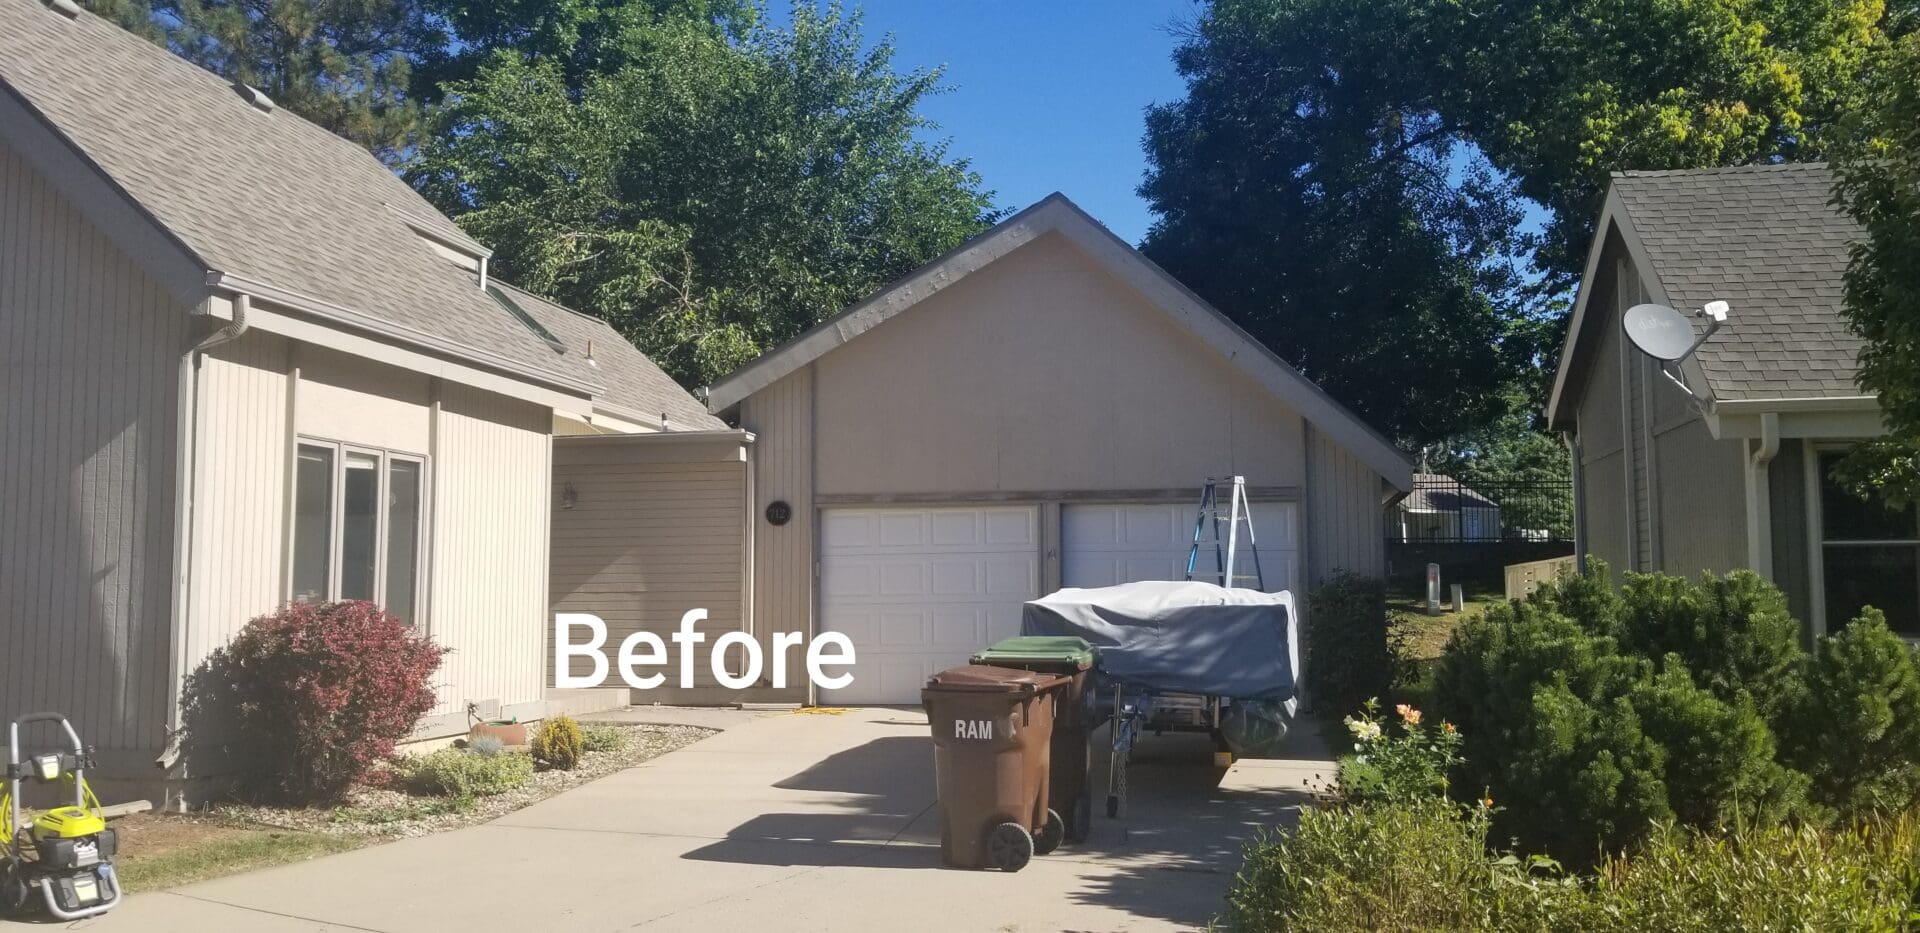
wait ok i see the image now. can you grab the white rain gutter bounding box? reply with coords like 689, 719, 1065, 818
1742, 411, 1781, 578
159, 293, 251, 788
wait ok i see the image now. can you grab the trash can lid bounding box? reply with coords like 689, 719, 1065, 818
970, 636, 1098, 670
924, 664, 1071, 693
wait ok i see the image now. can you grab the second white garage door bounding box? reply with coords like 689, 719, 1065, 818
818, 506, 1039, 705
1062, 501, 1299, 595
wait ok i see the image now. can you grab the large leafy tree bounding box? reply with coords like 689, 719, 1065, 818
1144, 0, 1897, 447
82, 0, 448, 160
1830, 31, 1920, 505
406, 4, 995, 386
1141, 1, 1531, 446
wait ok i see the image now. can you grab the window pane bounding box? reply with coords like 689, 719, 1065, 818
291, 445, 334, 603
339, 452, 380, 601
1824, 545, 1920, 637
385, 459, 422, 624
1820, 452, 1917, 541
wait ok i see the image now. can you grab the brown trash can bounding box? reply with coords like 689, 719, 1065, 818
922, 664, 1070, 871
970, 636, 1100, 843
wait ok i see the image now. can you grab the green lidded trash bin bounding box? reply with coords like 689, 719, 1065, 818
922, 664, 1070, 871
971, 636, 1099, 843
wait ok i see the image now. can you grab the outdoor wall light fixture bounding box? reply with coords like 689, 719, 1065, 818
561, 482, 578, 510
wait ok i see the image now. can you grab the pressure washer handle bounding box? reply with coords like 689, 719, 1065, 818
8, 714, 86, 763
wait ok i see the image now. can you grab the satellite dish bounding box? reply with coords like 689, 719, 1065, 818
1623, 303, 1698, 362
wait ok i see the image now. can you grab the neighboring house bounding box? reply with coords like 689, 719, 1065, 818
1548, 163, 1914, 642
1391, 473, 1502, 542
0, 0, 714, 799
697, 195, 1414, 705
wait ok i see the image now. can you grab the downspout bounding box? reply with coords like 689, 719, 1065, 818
158, 293, 251, 789
1743, 412, 1781, 578
1563, 431, 1586, 574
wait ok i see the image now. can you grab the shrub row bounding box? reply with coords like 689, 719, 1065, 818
1432, 563, 1920, 863
1223, 800, 1920, 932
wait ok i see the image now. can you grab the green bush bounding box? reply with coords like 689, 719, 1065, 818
1222, 800, 1567, 932
399, 747, 533, 798
1305, 572, 1398, 716
1222, 802, 1920, 932
1780, 609, 1920, 815
1433, 568, 1812, 863
581, 724, 628, 754
532, 715, 585, 770
1617, 570, 1805, 724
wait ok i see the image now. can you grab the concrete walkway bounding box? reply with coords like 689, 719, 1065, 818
61, 708, 1332, 932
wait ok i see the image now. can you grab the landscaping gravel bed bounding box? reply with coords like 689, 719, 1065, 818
219, 723, 712, 839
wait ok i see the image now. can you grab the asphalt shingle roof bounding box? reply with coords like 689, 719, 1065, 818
0, 0, 713, 426
1611, 162, 1865, 401
500, 283, 724, 429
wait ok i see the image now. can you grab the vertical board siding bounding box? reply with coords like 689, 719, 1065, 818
740, 366, 813, 694
548, 452, 746, 691
429, 382, 552, 716
185, 332, 291, 669
1306, 426, 1386, 584
0, 140, 186, 753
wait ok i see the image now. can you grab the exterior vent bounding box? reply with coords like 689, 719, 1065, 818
486, 284, 566, 354
45, 0, 81, 17
233, 83, 275, 113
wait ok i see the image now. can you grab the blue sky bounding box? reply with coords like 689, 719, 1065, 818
784, 1, 1202, 244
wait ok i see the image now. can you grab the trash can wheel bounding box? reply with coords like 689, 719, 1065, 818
987, 822, 1035, 871
1106, 794, 1120, 818
1068, 793, 1092, 843
1033, 808, 1066, 855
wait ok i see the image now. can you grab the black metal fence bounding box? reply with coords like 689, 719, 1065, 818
1387, 475, 1574, 544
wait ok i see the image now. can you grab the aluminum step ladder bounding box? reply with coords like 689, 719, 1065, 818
1184, 475, 1266, 590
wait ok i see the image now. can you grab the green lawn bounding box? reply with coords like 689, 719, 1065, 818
112, 815, 366, 893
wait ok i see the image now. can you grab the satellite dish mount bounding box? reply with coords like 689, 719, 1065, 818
1622, 300, 1729, 405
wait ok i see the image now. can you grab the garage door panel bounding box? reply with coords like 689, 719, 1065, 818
1063, 502, 1299, 595
821, 506, 1039, 704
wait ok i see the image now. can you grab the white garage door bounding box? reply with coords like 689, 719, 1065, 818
819, 507, 1039, 705
1062, 501, 1299, 595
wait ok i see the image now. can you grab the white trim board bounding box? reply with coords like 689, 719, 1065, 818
705, 194, 1414, 491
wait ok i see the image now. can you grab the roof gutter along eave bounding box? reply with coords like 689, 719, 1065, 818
208, 270, 601, 398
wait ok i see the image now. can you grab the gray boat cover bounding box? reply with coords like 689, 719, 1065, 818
1020, 581, 1297, 701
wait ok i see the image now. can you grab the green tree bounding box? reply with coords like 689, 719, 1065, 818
82, 0, 448, 160
406, 4, 995, 387
1831, 32, 1920, 506
1144, 0, 1899, 442
1141, 1, 1531, 446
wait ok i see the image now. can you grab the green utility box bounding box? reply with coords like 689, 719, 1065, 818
971, 636, 1099, 842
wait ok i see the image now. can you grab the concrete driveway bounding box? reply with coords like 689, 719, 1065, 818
65, 707, 1330, 932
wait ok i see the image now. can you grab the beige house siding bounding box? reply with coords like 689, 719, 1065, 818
184, 332, 557, 727
1306, 425, 1386, 582
548, 437, 748, 699
428, 382, 553, 720
0, 139, 186, 760
1652, 414, 1747, 576
739, 366, 813, 697
810, 233, 1307, 495
184, 332, 293, 669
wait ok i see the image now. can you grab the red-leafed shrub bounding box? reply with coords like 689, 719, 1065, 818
182, 601, 446, 804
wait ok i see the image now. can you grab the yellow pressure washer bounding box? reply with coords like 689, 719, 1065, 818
0, 713, 121, 919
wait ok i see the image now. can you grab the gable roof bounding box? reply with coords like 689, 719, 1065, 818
1400, 474, 1498, 513
500, 282, 724, 430
707, 193, 1413, 489
1549, 163, 1866, 426
0, 0, 620, 411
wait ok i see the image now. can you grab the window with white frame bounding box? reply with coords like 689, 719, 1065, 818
1817, 450, 1920, 638
291, 440, 426, 624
